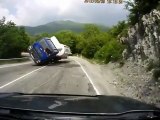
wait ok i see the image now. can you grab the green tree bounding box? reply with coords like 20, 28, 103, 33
81, 38, 100, 58
108, 21, 128, 37
78, 24, 97, 58
0, 17, 30, 58
82, 24, 100, 39
55, 30, 79, 54
95, 39, 124, 63
19, 27, 30, 51
125, 0, 160, 25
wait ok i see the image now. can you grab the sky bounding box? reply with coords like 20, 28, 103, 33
0, 0, 129, 27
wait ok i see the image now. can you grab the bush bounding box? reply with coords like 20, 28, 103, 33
81, 39, 101, 59
76, 36, 86, 54
94, 39, 124, 63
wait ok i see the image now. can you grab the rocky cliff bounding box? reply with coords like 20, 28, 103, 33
114, 10, 160, 106
120, 9, 160, 66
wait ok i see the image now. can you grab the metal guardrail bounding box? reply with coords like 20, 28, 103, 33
0, 57, 30, 65
0, 57, 30, 61
0, 52, 30, 61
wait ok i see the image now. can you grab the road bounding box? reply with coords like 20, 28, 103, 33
0, 57, 100, 95
0, 56, 119, 95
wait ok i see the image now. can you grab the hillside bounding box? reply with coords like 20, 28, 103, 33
24, 20, 109, 35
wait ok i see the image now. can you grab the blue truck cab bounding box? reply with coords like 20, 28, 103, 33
28, 38, 58, 65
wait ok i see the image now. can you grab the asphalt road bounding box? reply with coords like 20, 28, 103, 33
0, 57, 96, 95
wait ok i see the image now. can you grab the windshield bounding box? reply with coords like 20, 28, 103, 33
46, 39, 57, 51
0, 0, 160, 116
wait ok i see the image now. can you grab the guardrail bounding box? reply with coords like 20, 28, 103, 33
0, 57, 29, 61
0, 57, 30, 65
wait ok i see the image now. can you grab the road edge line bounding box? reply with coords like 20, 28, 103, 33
0, 66, 46, 89
74, 60, 100, 95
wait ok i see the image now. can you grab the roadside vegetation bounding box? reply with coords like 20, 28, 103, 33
1, 0, 159, 64
0, 15, 127, 62
0, 17, 30, 59
30, 22, 127, 64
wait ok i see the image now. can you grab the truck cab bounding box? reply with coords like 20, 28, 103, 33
28, 38, 58, 65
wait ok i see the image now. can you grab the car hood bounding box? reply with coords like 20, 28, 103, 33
0, 93, 159, 114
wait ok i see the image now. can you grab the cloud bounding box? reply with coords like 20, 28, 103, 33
0, 0, 129, 26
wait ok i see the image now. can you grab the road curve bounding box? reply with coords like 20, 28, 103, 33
0, 58, 96, 95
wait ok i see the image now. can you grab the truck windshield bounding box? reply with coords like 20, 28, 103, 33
46, 39, 57, 51
31, 48, 39, 59
39, 39, 53, 55
34, 46, 42, 58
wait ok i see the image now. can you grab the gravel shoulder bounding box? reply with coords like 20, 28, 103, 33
71, 56, 160, 108
102, 61, 160, 108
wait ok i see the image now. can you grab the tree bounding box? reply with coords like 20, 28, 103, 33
95, 39, 124, 63
81, 38, 101, 58
82, 24, 100, 39
75, 34, 85, 54
80, 24, 115, 58
108, 21, 128, 37
125, 0, 160, 25
0, 17, 30, 58
19, 27, 30, 51
54, 30, 79, 54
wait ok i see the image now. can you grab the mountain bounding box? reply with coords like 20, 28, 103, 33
24, 20, 109, 35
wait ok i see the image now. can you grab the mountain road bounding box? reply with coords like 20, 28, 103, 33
0, 56, 118, 95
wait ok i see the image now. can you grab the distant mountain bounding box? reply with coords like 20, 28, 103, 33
24, 20, 109, 35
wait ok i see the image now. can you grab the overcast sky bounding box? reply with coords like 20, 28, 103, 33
0, 0, 129, 26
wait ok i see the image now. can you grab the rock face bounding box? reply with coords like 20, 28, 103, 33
120, 9, 160, 64
116, 10, 160, 107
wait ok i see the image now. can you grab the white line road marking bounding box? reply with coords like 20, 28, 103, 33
74, 60, 100, 95
0, 62, 32, 69
0, 66, 46, 89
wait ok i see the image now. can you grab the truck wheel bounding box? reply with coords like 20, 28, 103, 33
53, 58, 61, 63
34, 60, 41, 66
53, 59, 59, 63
